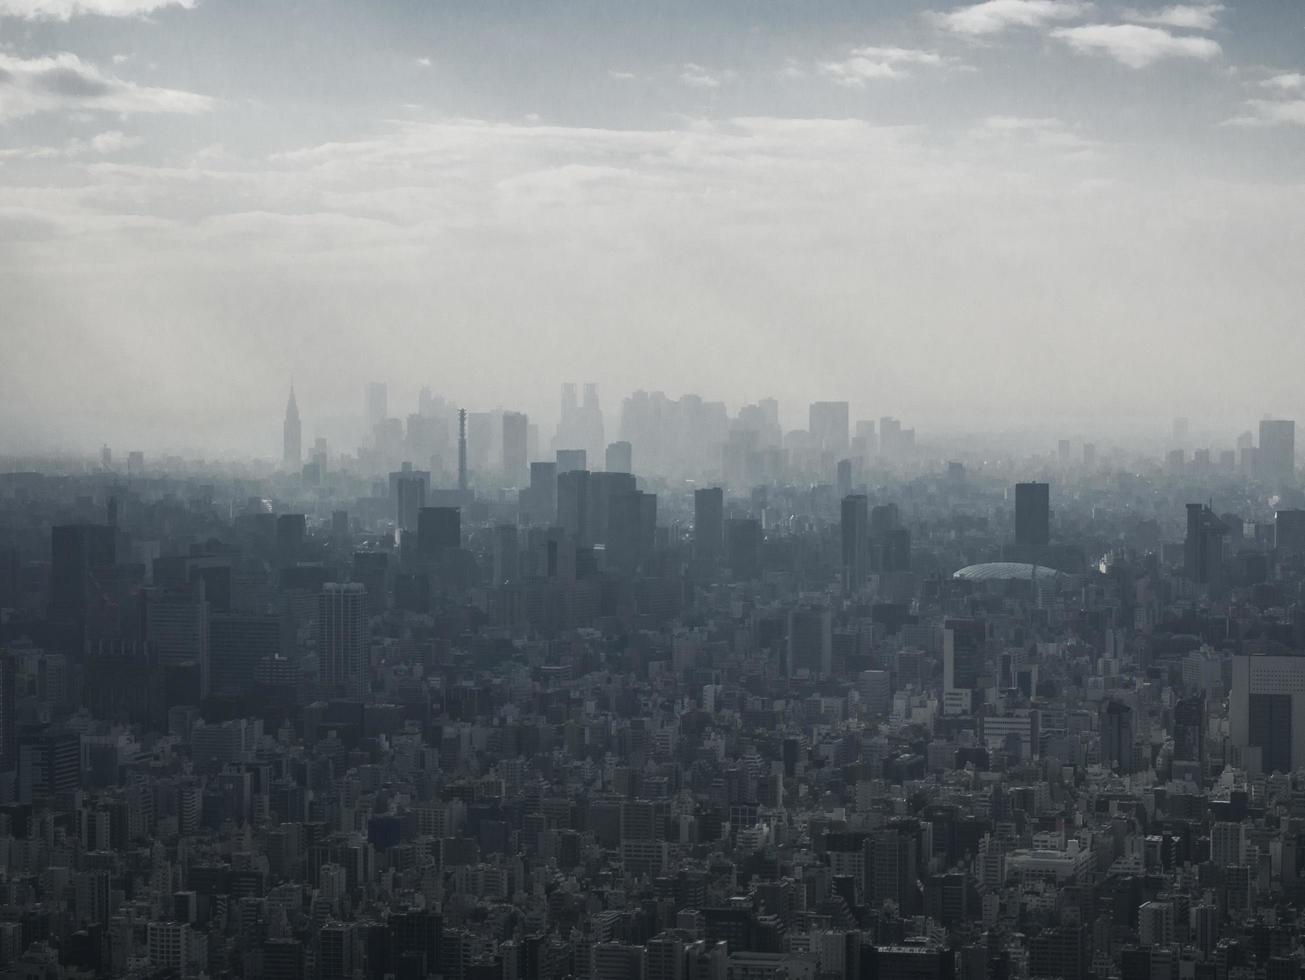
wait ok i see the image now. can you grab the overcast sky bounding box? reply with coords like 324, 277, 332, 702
1, 0, 1303, 456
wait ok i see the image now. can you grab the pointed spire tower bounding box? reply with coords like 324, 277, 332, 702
283, 385, 302, 469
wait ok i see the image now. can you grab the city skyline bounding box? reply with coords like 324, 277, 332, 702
3, 1, 1305, 453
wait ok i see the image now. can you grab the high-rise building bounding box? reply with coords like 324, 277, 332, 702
319, 583, 366, 697
144, 581, 211, 698
365, 382, 388, 429
1173, 694, 1206, 764
943, 619, 984, 692
1014, 482, 1050, 549
1259, 419, 1295, 486
726, 518, 762, 579
1184, 503, 1226, 587
0, 654, 14, 775
1100, 699, 1135, 774
391, 466, 430, 534
457, 409, 468, 493
605, 440, 632, 474
557, 470, 592, 547
841, 495, 869, 591
210, 613, 287, 696
525, 462, 558, 524
502, 412, 529, 487
417, 507, 461, 558
282, 387, 301, 469
556, 449, 587, 474
50, 524, 116, 625
1277, 509, 1305, 554
809, 402, 850, 454
694, 488, 724, 563
1230, 653, 1305, 773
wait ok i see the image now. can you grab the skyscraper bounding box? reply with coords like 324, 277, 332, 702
1231, 653, 1305, 773
282, 387, 301, 469
417, 507, 461, 558
144, 581, 211, 699
1014, 482, 1050, 549
694, 488, 723, 563
841, 494, 869, 592
365, 382, 388, 429
1184, 503, 1226, 587
1259, 419, 1295, 486
502, 412, 529, 487
943, 619, 984, 693
605, 440, 632, 474
457, 409, 468, 493
50, 523, 116, 625
1100, 699, 1135, 773
809, 401, 850, 454
319, 583, 366, 697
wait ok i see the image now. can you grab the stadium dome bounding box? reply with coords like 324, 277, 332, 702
952, 562, 1066, 583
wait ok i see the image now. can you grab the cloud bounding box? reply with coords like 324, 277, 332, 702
931, 0, 1091, 36
0, 52, 215, 119
972, 115, 1099, 155
1122, 4, 1222, 30
1224, 100, 1305, 128
1261, 73, 1305, 93
1051, 24, 1221, 68
414, 57, 432, 68
607, 70, 637, 81
679, 64, 735, 89
0, 0, 194, 19
819, 46, 946, 87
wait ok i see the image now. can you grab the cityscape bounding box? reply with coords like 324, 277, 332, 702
1, 384, 1304, 980
5, 0, 1305, 978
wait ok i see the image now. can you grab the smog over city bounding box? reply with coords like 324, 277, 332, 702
1, 2, 1305, 979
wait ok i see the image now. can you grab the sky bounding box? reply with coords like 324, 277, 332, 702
0, 0, 1303, 457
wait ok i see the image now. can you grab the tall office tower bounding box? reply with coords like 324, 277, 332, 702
1082, 443, 1097, 468
1230, 653, 1305, 773
809, 401, 850, 454
1028, 927, 1088, 980
726, 518, 762, 579
210, 613, 286, 696
1277, 510, 1305, 554
49, 523, 116, 624
0, 654, 14, 776
144, 581, 211, 699
1172, 417, 1189, 446
787, 605, 832, 678
836, 458, 853, 499
694, 488, 724, 563
557, 448, 587, 474
879, 417, 902, 456
841, 494, 869, 592
1184, 503, 1226, 586
1173, 694, 1206, 764
417, 507, 461, 559
587, 472, 636, 546
943, 618, 984, 692
869, 823, 921, 912
365, 382, 388, 429
502, 412, 529, 487
605, 441, 633, 475
580, 383, 606, 461
527, 462, 558, 523
392, 467, 429, 534
457, 409, 468, 493
492, 524, 519, 583
860, 669, 891, 717
282, 387, 301, 469
557, 470, 592, 546
870, 503, 900, 537
852, 419, 877, 457
1014, 482, 1050, 549
606, 489, 655, 573
1100, 699, 1135, 773
275, 513, 306, 566
1259, 419, 1296, 486
319, 583, 366, 697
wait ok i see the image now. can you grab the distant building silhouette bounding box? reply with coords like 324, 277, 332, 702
282, 387, 301, 469
1014, 482, 1050, 549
